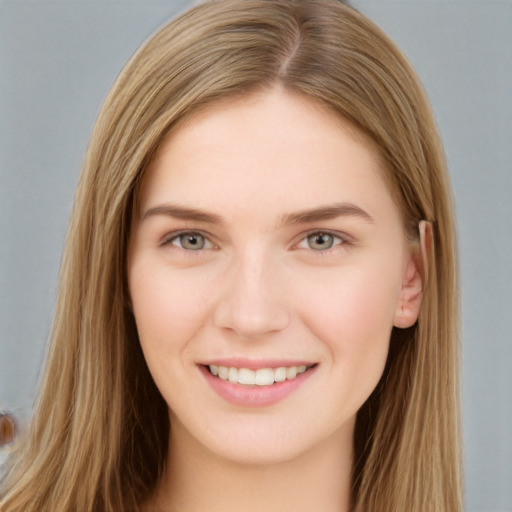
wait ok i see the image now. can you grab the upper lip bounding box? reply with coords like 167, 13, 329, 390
199, 358, 317, 369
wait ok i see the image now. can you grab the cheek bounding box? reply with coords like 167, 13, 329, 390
129, 264, 213, 358
298, 262, 399, 383
128, 264, 219, 411
302, 262, 398, 338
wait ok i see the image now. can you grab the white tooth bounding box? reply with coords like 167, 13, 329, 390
218, 366, 229, 380
238, 368, 256, 385
228, 367, 238, 383
286, 366, 297, 379
214, 364, 310, 384
255, 368, 275, 386
274, 367, 287, 382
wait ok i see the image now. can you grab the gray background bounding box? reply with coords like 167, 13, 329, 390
1, 1, 511, 510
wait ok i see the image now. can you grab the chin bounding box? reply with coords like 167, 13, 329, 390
183, 413, 354, 468
210, 439, 314, 467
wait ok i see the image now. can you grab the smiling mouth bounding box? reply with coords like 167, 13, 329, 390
204, 364, 316, 387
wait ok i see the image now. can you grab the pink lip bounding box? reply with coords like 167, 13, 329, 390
199, 364, 317, 407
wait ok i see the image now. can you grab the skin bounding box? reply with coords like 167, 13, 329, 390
128, 87, 423, 512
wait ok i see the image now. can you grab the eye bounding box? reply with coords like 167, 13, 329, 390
165, 232, 214, 251
297, 231, 345, 251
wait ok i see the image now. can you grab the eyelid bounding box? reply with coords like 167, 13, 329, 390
161, 230, 217, 250
293, 229, 350, 251
159, 228, 351, 252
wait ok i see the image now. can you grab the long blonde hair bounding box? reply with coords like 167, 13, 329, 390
0, 1, 462, 510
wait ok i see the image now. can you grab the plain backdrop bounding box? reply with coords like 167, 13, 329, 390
1, 1, 511, 510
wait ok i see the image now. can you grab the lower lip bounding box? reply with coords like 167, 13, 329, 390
199, 365, 316, 407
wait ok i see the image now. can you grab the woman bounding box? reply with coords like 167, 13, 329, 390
0, 0, 462, 510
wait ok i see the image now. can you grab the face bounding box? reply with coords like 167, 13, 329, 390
128, 88, 421, 466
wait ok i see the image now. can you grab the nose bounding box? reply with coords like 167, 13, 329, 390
213, 248, 290, 339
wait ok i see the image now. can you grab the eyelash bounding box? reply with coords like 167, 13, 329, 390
294, 230, 348, 253
160, 229, 349, 253
161, 231, 216, 251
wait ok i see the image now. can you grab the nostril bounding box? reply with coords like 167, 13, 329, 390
0, 412, 17, 447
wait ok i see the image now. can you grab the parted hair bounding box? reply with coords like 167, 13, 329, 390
0, 1, 462, 510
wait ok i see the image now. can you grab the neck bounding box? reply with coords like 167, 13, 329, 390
146, 418, 354, 512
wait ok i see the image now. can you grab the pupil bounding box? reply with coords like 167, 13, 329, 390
309, 233, 333, 250
181, 234, 204, 249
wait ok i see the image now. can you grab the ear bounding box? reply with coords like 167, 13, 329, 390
393, 221, 432, 328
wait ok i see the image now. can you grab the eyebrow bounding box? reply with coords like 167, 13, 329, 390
141, 201, 374, 226
279, 202, 374, 226
142, 204, 224, 224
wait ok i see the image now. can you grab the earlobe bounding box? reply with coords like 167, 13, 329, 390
393, 221, 432, 329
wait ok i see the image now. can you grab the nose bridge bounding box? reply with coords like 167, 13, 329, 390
213, 244, 289, 338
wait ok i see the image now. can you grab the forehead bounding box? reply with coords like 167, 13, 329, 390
137, 88, 397, 224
